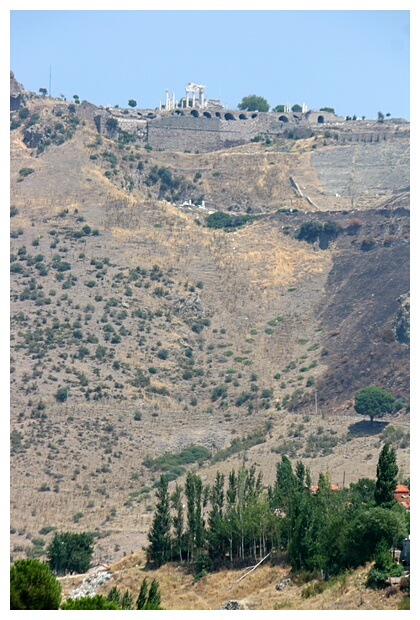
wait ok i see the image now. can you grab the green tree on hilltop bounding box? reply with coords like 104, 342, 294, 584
238, 94, 270, 112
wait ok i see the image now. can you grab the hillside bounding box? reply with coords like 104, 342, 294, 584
56, 550, 408, 611
10, 89, 409, 572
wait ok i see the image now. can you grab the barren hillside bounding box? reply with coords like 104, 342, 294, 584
10, 92, 409, 567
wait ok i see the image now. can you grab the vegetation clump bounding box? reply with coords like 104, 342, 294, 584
206, 211, 255, 230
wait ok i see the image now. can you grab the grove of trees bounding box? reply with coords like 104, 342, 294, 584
147, 445, 408, 580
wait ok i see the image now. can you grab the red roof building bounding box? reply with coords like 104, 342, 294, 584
394, 484, 410, 510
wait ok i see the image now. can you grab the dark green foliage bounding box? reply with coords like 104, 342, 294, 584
136, 578, 148, 610
366, 539, 404, 589
375, 443, 398, 507
171, 484, 184, 561
19, 167, 35, 178
10, 558, 62, 610
238, 95, 270, 112
106, 586, 121, 605
157, 348, 169, 359
105, 117, 118, 131
47, 532, 94, 575
144, 445, 211, 473
185, 471, 206, 563
211, 384, 228, 401
136, 577, 163, 610
297, 221, 323, 242
144, 447, 408, 577
206, 211, 254, 230
18, 107, 30, 119
297, 220, 342, 245
349, 478, 376, 505
354, 386, 395, 422
121, 590, 134, 609
344, 505, 407, 569
55, 386, 68, 402
61, 595, 121, 609
147, 476, 171, 567
320, 107, 335, 114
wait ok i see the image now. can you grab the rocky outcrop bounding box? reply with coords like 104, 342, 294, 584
10, 71, 25, 110
23, 125, 44, 148
395, 293, 410, 344
218, 600, 242, 610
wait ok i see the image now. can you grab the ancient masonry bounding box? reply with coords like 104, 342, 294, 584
91, 82, 341, 152
94, 105, 338, 153
11, 73, 409, 154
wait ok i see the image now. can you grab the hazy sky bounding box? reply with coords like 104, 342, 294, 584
9, 7, 410, 120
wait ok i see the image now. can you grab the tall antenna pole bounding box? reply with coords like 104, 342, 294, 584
49, 65, 51, 98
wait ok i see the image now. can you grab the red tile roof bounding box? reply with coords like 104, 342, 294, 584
394, 485, 410, 510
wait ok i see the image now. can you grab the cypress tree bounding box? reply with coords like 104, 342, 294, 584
121, 590, 134, 610
106, 586, 121, 605
146, 578, 161, 609
375, 443, 398, 507
136, 578, 148, 610
147, 475, 171, 567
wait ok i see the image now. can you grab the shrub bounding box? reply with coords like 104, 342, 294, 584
19, 167, 35, 178
10, 558, 62, 610
55, 387, 68, 402
361, 237, 376, 251
61, 595, 121, 610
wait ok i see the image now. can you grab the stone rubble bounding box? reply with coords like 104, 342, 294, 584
68, 568, 112, 600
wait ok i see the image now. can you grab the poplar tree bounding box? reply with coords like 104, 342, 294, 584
171, 483, 184, 561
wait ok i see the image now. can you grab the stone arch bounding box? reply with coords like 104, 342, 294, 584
239, 113, 248, 120
279, 115, 289, 122
317, 115, 325, 124
251, 113, 258, 119
215, 111, 221, 118
190, 109, 199, 117
224, 112, 236, 120
147, 112, 156, 119
203, 111, 212, 118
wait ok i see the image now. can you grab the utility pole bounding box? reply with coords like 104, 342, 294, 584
315, 389, 318, 416
49, 65, 52, 98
